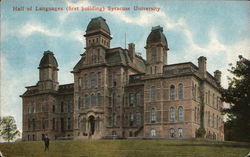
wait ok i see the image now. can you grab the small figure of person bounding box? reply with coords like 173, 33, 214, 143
43, 135, 50, 152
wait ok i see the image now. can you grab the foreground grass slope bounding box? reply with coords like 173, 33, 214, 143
0, 140, 249, 157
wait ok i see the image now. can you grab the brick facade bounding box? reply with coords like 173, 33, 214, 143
21, 17, 224, 141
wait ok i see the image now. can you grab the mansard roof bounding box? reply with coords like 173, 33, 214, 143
39, 50, 58, 69
86, 16, 111, 35
146, 26, 169, 49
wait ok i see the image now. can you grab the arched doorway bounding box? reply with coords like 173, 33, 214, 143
88, 116, 95, 135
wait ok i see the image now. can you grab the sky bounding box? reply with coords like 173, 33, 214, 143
0, 0, 250, 136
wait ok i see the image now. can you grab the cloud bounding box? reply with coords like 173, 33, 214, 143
19, 23, 62, 37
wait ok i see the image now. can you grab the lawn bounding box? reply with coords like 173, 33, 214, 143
0, 140, 249, 157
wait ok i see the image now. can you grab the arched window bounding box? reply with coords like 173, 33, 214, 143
178, 84, 184, 100
170, 107, 175, 122
170, 85, 175, 100
170, 128, 175, 138
91, 72, 95, 88
97, 93, 103, 106
151, 86, 156, 102
84, 74, 88, 89
178, 106, 184, 121
150, 129, 156, 137
150, 108, 157, 123
91, 94, 96, 106
84, 94, 89, 108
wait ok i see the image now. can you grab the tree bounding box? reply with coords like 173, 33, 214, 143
221, 55, 250, 142
0, 116, 20, 142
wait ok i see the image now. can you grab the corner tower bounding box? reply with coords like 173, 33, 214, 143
84, 16, 112, 64
145, 26, 169, 75
38, 50, 59, 91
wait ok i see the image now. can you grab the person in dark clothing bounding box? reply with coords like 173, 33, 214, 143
43, 135, 50, 151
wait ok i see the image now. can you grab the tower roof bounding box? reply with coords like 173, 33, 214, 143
39, 50, 58, 69
86, 16, 111, 35
146, 26, 168, 49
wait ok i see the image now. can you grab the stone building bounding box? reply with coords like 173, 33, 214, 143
21, 16, 224, 141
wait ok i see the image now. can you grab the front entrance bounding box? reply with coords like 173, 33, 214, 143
89, 116, 95, 135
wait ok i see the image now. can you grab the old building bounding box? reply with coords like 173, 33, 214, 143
21, 16, 224, 141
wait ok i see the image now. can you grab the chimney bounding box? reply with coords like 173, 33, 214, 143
198, 56, 207, 77
128, 43, 135, 61
214, 70, 222, 84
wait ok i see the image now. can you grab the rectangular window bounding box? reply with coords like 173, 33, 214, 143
136, 93, 141, 106
178, 128, 183, 137
52, 118, 55, 130
68, 118, 71, 130
91, 72, 95, 88
61, 102, 64, 113
98, 72, 102, 87
84, 74, 88, 89
129, 93, 135, 106
151, 87, 156, 102
61, 118, 64, 131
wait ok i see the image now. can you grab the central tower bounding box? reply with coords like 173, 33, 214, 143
84, 16, 112, 64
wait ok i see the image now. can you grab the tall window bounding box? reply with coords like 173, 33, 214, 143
178, 128, 183, 137
32, 119, 35, 130
136, 93, 141, 106
113, 113, 117, 127
212, 113, 215, 128
136, 113, 141, 126
84, 74, 88, 89
67, 100, 71, 113
111, 93, 116, 106
208, 111, 210, 127
42, 119, 45, 130
61, 102, 64, 112
130, 113, 134, 126
170, 128, 175, 138
151, 47, 157, 63
208, 90, 210, 105
91, 94, 96, 106
98, 72, 102, 87
32, 103, 35, 113
170, 85, 175, 100
178, 106, 184, 121
41, 103, 45, 112
78, 97, 81, 109
27, 104, 30, 113
170, 107, 175, 122
84, 94, 89, 108
212, 94, 215, 107
78, 78, 82, 89
150, 108, 157, 123
150, 129, 156, 137
97, 93, 102, 106
67, 118, 71, 130
91, 72, 95, 88
52, 118, 55, 130
151, 86, 156, 102
129, 93, 135, 106
178, 84, 184, 100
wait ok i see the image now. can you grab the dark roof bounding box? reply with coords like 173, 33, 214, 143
146, 26, 168, 49
39, 50, 58, 68
86, 16, 110, 35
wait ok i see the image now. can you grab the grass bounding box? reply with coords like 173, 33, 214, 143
0, 140, 250, 157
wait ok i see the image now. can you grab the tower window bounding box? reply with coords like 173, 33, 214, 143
151, 86, 156, 102
178, 84, 184, 100
170, 85, 175, 100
